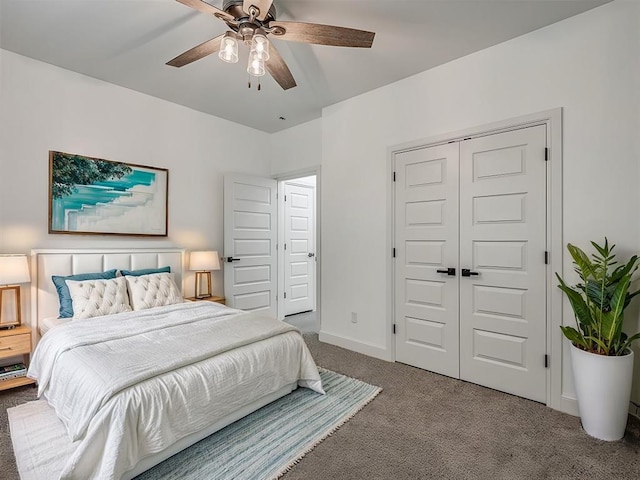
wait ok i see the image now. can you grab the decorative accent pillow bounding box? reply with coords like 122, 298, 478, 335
66, 276, 133, 320
119, 266, 171, 277
124, 272, 182, 311
52, 269, 118, 318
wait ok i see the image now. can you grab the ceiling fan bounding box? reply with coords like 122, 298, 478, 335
167, 0, 375, 90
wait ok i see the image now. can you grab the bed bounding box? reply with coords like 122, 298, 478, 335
26, 248, 324, 480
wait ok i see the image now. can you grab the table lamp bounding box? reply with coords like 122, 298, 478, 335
0, 254, 31, 328
189, 251, 220, 299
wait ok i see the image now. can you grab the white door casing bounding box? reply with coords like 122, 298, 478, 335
284, 182, 316, 316
223, 174, 277, 317
459, 125, 547, 402
394, 143, 460, 378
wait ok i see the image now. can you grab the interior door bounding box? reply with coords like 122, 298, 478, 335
223, 174, 277, 316
284, 182, 315, 316
458, 125, 547, 402
394, 143, 460, 378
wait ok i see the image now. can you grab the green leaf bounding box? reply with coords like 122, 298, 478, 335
560, 326, 589, 350
620, 332, 640, 355
610, 255, 639, 284
585, 336, 609, 354
556, 274, 594, 328
585, 280, 608, 311
567, 244, 596, 281
624, 289, 640, 309
602, 275, 630, 342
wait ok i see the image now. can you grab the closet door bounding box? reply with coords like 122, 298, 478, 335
458, 125, 547, 402
394, 143, 460, 378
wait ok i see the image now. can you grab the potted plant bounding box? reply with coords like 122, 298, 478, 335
557, 238, 640, 440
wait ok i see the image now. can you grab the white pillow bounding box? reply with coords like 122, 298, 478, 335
67, 276, 133, 320
124, 272, 182, 311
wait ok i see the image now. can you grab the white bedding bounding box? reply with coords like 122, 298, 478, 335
28, 301, 324, 480
40, 317, 71, 335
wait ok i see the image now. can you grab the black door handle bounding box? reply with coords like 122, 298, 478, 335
436, 268, 456, 276
226, 257, 241, 263
461, 269, 479, 277
308, 253, 315, 258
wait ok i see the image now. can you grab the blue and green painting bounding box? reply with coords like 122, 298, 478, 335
50, 152, 166, 235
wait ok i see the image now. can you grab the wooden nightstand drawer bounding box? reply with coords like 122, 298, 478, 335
0, 333, 31, 359
0, 326, 35, 391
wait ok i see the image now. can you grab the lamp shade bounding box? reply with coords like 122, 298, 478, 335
0, 254, 31, 285
189, 251, 220, 271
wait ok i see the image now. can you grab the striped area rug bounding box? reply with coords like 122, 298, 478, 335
135, 369, 381, 480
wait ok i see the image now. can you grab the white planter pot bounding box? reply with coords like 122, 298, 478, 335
570, 343, 634, 441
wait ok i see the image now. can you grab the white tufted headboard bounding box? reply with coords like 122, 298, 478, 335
31, 248, 184, 332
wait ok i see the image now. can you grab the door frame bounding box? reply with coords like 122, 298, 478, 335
275, 166, 321, 322
387, 108, 563, 410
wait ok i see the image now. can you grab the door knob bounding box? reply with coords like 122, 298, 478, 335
308, 253, 315, 258
226, 257, 241, 262
461, 269, 479, 277
436, 268, 456, 276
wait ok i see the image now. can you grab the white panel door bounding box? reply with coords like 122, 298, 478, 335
224, 174, 277, 316
394, 143, 460, 378
284, 183, 315, 316
459, 125, 547, 402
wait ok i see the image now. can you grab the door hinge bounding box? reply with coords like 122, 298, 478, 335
284, 243, 287, 250
284, 292, 287, 299
276, 243, 278, 251
284, 195, 287, 202
544, 354, 549, 368
393, 171, 396, 182
545, 147, 549, 162
544, 251, 549, 264
392, 247, 396, 258
393, 324, 396, 334
276, 295, 278, 302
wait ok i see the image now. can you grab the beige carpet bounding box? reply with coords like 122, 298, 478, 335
2, 334, 640, 479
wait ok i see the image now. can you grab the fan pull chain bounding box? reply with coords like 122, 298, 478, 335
247, 75, 262, 91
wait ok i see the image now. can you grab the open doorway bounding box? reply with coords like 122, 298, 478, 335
278, 174, 319, 333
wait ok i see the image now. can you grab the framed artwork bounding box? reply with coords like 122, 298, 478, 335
49, 151, 168, 236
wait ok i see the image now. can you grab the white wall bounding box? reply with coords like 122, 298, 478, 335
319, 0, 640, 408
270, 118, 322, 176
0, 50, 271, 315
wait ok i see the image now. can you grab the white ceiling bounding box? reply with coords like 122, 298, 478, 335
0, 0, 609, 133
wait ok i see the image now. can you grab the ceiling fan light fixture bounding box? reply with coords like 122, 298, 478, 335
247, 50, 266, 77
250, 33, 270, 61
219, 32, 239, 63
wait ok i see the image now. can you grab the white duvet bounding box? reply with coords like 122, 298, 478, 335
28, 301, 324, 480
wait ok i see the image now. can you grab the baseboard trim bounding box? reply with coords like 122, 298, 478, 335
319, 331, 392, 361
554, 396, 639, 420
556, 394, 579, 416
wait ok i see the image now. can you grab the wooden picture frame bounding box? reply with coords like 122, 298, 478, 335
48, 151, 168, 236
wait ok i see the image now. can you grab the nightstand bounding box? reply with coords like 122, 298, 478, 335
0, 325, 35, 391
185, 296, 226, 305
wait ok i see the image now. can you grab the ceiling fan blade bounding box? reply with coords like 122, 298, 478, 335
269, 21, 375, 48
176, 0, 235, 22
243, 0, 273, 21
167, 34, 224, 67
266, 43, 296, 90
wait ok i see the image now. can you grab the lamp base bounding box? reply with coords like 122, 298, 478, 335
0, 285, 22, 328
194, 271, 213, 299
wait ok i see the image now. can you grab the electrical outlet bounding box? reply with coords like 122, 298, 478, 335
351, 312, 358, 324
